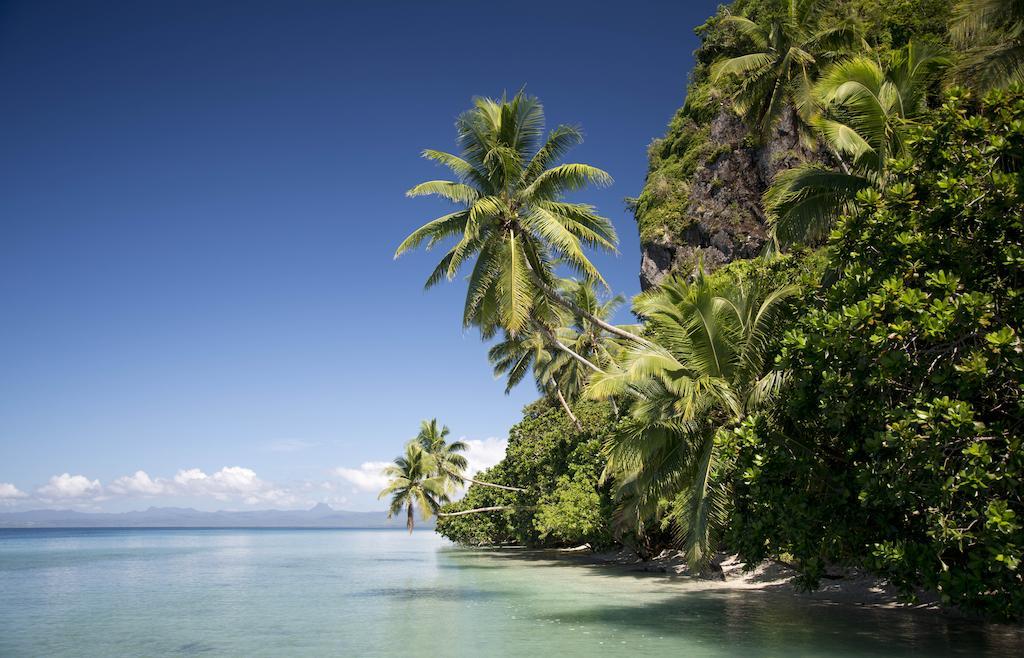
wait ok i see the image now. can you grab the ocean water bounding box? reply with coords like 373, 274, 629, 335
0, 529, 1020, 657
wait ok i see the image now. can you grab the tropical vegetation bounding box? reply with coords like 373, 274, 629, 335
380, 0, 1024, 620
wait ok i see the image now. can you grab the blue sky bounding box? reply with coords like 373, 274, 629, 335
0, 0, 716, 511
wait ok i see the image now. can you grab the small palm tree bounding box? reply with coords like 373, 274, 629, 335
395, 91, 640, 345
765, 41, 949, 247
711, 0, 862, 142
379, 442, 447, 533
587, 274, 796, 568
415, 418, 468, 493
951, 0, 1024, 90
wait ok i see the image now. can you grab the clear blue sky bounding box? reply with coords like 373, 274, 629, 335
0, 0, 716, 511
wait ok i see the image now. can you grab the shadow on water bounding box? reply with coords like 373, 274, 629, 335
529, 588, 1024, 656
445, 548, 1024, 657
352, 585, 500, 602
175, 641, 218, 655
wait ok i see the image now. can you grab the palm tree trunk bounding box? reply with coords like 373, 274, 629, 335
554, 384, 583, 430
532, 321, 603, 373
445, 468, 527, 493
437, 505, 523, 517
406, 502, 414, 534
525, 267, 651, 347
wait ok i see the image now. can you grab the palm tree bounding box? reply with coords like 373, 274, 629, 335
415, 418, 468, 493
379, 442, 447, 533
711, 0, 862, 143
765, 41, 949, 248
587, 274, 796, 568
394, 91, 642, 345
951, 0, 1024, 90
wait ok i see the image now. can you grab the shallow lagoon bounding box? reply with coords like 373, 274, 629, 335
0, 528, 1020, 657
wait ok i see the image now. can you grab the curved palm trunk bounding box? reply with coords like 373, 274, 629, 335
444, 468, 527, 493
437, 505, 527, 517
526, 267, 651, 347
532, 321, 603, 373
554, 384, 583, 431
406, 502, 414, 534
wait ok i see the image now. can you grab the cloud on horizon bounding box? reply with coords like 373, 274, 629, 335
0, 482, 28, 503
37, 473, 103, 500
333, 462, 392, 493
20, 466, 307, 509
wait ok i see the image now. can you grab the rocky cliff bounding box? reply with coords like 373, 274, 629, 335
637, 106, 817, 289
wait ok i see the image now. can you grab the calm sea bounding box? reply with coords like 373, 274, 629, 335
0, 528, 1020, 657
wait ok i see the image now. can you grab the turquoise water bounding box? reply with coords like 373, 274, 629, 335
0, 529, 1020, 657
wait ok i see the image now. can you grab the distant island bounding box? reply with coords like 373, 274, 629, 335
0, 503, 432, 529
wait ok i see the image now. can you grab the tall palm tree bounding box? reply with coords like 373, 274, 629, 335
379, 442, 447, 533
765, 41, 949, 247
951, 0, 1024, 90
711, 0, 862, 143
395, 91, 641, 345
587, 274, 796, 568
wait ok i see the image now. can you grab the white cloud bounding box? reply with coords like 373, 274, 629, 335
462, 437, 507, 478
109, 470, 166, 496
170, 466, 294, 505
333, 438, 507, 496
0, 482, 28, 501
37, 473, 102, 500
334, 462, 391, 493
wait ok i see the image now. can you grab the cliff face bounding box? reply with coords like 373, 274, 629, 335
638, 107, 816, 289
634, 0, 952, 290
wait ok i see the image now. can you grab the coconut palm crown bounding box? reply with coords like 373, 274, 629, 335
951, 0, 1024, 90
415, 418, 468, 492
395, 91, 617, 337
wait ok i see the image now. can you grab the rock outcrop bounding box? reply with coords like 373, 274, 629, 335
638, 107, 818, 290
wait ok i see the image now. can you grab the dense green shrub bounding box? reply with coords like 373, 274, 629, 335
730, 87, 1024, 619
435, 400, 616, 548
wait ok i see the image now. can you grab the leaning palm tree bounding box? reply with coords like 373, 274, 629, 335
711, 0, 863, 143
765, 41, 949, 248
379, 442, 447, 533
587, 274, 796, 568
950, 0, 1024, 90
395, 91, 640, 345
415, 418, 468, 493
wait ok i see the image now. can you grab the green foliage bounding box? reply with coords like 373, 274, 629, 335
534, 471, 612, 546
435, 400, 617, 548
588, 268, 803, 567
729, 88, 1024, 619
765, 41, 950, 248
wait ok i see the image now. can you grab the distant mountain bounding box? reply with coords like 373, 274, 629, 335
0, 503, 435, 529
